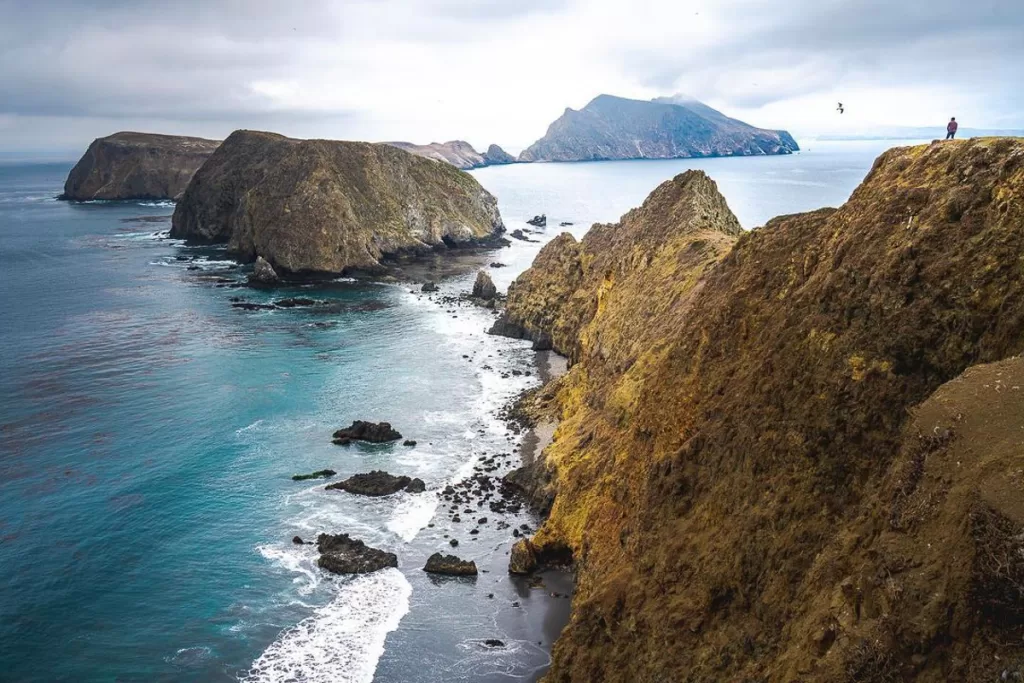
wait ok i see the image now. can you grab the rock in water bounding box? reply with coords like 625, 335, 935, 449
291, 469, 336, 481
483, 144, 516, 165
326, 470, 424, 496
472, 271, 498, 300
60, 132, 221, 201
526, 214, 547, 227
316, 533, 398, 575
421, 282, 439, 293
331, 421, 402, 444
499, 138, 1024, 681
508, 539, 538, 574
423, 553, 478, 576
248, 256, 280, 287
518, 94, 798, 162
170, 130, 504, 276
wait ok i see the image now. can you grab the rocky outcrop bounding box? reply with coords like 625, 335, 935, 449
519, 94, 798, 162
508, 539, 538, 574
501, 138, 1024, 681
247, 256, 279, 287
170, 131, 504, 275
60, 132, 220, 201
526, 214, 547, 227
423, 553, 478, 576
472, 270, 497, 300
291, 469, 336, 481
316, 533, 398, 575
385, 140, 516, 169
331, 421, 402, 445
326, 471, 425, 496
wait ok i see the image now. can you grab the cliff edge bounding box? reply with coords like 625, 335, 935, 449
501, 138, 1024, 681
60, 132, 220, 201
170, 130, 505, 275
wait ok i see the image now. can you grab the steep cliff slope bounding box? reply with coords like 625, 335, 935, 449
519, 94, 798, 162
170, 130, 504, 275
500, 138, 1024, 681
61, 132, 220, 201
385, 140, 515, 169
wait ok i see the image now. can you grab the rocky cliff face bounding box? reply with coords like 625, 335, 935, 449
500, 138, 1024, 681
61, 132, 220, 201
385, 140, 515, 169
170, 130, 505, 275
518, 94, 798, 162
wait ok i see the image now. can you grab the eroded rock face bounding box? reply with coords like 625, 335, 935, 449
423, 553, 478, 576
508, 539, 538, 575
248, 256, 279, 287
518, 94, 798, 162
316, 533, 397, 575
170, 130, 504, 275
502, 138, 1024, 681
61, 132, 220, 201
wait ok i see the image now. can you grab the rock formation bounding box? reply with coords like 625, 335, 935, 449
291, 469, 336, 481
331, 421, 402, 445
423, 553, 478, 576
498, 138, 1024, 681
326, 471, 425, 496
385, 140, 516, 169
60, 132, 220, 201
170, 131, 505, 275
518, 94, 798, 162
247, 256, 279, 287
316, 533, 398, 575
472, 270, 497, 300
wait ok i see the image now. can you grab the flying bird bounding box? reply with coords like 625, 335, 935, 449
837, 102, 844, 114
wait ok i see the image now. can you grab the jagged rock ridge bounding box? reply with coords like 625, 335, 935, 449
60, 132, 221, 201
169, 130, 505, 275
385, 140, 515, 169
519, 94, 798, 162
500, 138, 1024, 681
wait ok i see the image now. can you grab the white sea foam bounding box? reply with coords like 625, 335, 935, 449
257, 543, 320, 595
386, 492, 439, 542
243, 569, 411, 683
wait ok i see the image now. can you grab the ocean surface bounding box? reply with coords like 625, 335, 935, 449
0, 139, 922, 682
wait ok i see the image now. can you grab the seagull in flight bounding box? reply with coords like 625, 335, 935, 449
837, 102, 844, 114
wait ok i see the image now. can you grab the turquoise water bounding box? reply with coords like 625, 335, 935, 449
0, 139, 914, 682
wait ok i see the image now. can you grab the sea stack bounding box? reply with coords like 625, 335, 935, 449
498, 138, 1024, 681
170, 131, 505, 276
60, 132, 221, 201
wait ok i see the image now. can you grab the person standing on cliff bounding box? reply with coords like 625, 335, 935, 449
946, 117, 958, 140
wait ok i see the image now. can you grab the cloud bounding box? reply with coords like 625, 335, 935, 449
0, 0, 1020, 154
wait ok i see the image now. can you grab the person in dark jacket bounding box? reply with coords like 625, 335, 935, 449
946, 117, 958, 140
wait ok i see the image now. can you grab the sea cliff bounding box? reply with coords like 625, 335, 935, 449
170, 130, 505, 275
385, 140, 515, 169
60, 132, 220, 201
499, 138, 1024, 681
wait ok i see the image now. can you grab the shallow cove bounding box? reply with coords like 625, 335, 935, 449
0, 139, 916, 682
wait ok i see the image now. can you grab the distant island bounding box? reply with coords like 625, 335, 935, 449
60, 132, 220, 201
519, 94, 798, 162
385, 140, 516, 169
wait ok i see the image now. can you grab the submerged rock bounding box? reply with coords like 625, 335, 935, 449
248, 256, 280, 287
423, 553, 478, 576
60, 132, 220, 201
326, 470, 424, 496
316, 533, 397, 575
274, 297, 318, 308
291, 469, 336, 481
331, 421, 402, 445
170, 130, 504, 275
472, 270, 498, 300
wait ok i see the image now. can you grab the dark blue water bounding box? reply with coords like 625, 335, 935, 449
0, 140, 911, 682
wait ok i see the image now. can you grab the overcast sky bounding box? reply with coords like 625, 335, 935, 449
1, 0, 1021, 156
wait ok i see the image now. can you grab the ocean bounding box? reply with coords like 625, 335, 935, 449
0, 139, 920, 682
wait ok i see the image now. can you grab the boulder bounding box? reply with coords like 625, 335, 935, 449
508, 538, 539, 574
248, 256, 279, 287
423, 552, 478, 576
332, 421, 402, 444
526, 214, 547, 227
316, 533, 398, 575
472, 270, 498, 300
421, 282, 439, 292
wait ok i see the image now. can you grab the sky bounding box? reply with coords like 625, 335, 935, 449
1, 0, 1021, 157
